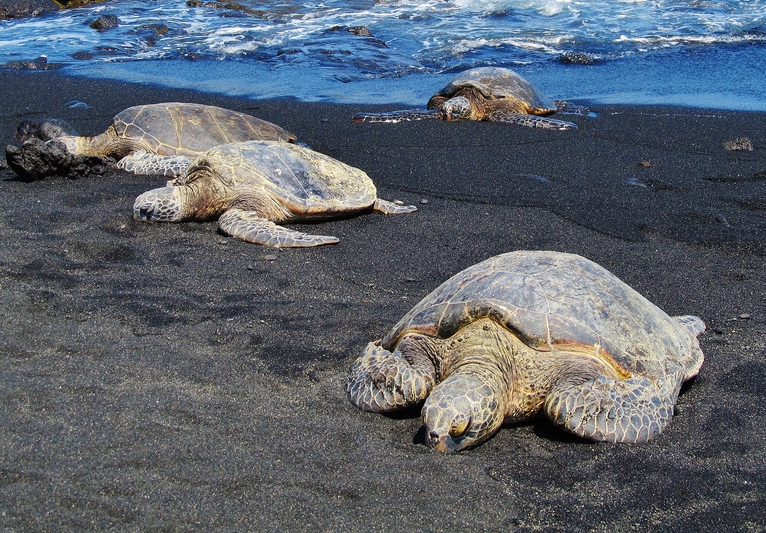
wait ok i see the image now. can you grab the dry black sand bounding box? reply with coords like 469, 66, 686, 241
1, 70, 765, 531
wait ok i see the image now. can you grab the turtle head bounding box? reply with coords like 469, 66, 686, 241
133, 186, 186, 222
422, 373, 504, 452
440, 96, 474, 121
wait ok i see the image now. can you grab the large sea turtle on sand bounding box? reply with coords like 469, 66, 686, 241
133, 140, 416, 247
6, 102, 296, 180
353, 67, 587, 130
346, 251, 705, 451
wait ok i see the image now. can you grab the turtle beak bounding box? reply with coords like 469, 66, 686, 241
426, 430, 459, 453
442, 110, 462, 122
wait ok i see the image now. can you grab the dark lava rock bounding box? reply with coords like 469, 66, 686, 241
0, 56, 62, 70
89, 14, 120, 31
0, 0, 105, 19
0, 0, 58, 19
16, 118, 79, 144
135, 23, 170, 46
324, 25, 387, 47
328, 25, 374, 37
348, 26, 372, 37
137, 23, 169, 36
6, 139, 114, 181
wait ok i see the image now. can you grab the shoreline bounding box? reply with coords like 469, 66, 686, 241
44, 42, 766, 111
1, 69, 765, 530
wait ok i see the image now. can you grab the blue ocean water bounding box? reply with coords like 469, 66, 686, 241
1, 0, 765, 109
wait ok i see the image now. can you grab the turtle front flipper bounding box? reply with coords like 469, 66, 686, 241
117, 150, 193, 178
543, 369, 686, 443
488, 111, 578, 130
352, 109, 443, 123
218, 208, 339, 247
346, 341, 437, 413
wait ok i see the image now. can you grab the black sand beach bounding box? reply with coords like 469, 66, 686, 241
1, 70, 765, 531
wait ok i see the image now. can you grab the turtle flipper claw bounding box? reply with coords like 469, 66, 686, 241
544, 369, 686, 443
218, 208, 338, 248
346, 342, 436, 413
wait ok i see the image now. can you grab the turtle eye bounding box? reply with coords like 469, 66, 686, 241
449, 413, 471, 438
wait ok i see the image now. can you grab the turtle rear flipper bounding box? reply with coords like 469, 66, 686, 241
553, 100, 593, 116
488, 111, 578, 130
672, 315, 705, 378
346, 341, 436, 413
117, 151, 192, 178
352, 109, 442, 123
372, 198, 417, 214
218, 208, 338, 248
673, 315, 706, 338
544, 369, 686, 443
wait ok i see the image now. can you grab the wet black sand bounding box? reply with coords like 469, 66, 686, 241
1, 70, 765, 531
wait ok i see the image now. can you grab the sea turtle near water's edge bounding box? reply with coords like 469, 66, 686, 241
6, 102, 296, 180
353, 67, 591, 130
346, 250, 705, 452
133, 140, 416, 247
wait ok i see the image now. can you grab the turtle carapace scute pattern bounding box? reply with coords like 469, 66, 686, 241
352, 67, 589, 130
346, 251, 705, 452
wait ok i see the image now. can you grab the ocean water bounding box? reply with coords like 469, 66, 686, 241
1, 0, 764, 109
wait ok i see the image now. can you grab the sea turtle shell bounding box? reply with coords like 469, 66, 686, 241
428, 67, 557, 116
179, 140, 379, 217
109, 102, 296, 157
381, 250, 704, 380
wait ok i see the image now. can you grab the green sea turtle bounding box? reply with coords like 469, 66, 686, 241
133, 140, 416, 247
6, 102, 296, 180
346, 251, 705, 451
353, 67, 587, 130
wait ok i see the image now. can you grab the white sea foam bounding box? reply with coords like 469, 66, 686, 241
0, 0, 763, 107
